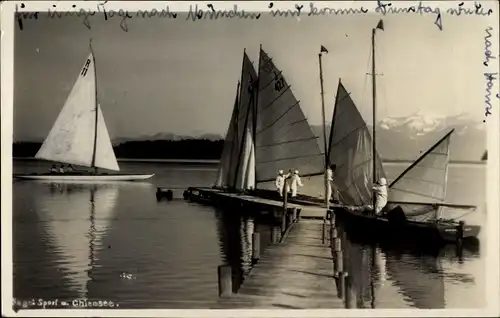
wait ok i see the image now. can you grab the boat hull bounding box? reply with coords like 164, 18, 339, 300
334, 207, 480, 244
14, 173, 154, 182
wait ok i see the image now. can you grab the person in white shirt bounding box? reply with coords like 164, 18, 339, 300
372, 177, 388, 216
325, 164, 337, 206
275, 170, 286, 197
289, 170, 304, 198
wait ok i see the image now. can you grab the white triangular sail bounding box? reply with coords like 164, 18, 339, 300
235, 108, 256, 190
215, 91, 240, 188
387, 130, 453, 221
216, 52, 258, 189
35, 52, 119, 171
233, 53, 258, 190
327, 81, 386, 206
255, 48, 324, 183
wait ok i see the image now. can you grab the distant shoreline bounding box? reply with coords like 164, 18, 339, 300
12, 157, 486, 165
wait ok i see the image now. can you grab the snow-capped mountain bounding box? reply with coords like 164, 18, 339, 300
312, 113, 486, 162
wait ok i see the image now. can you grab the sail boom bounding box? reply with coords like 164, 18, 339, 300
387, 200, 476, 210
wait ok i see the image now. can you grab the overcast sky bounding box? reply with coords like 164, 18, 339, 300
14, 12, 489, 141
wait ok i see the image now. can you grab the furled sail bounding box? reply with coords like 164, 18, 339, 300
235, 105, 256, 190
387, 130, 454, 221
255, 48, 324, 183
35, 52, 119, 171
327, 80, 386, 206
236, 52, 258, 149
233, 52, 258, 190
215, 85, 241, 188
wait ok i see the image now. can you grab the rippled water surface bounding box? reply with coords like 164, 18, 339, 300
12, 160, 486, 309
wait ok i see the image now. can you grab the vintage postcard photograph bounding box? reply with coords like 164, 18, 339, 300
1, 1, 499, 317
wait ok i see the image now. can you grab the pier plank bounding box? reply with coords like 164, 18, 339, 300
189, 187, 327, 218
213, 220, 343, 309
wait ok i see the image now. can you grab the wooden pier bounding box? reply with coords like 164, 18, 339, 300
181, 187, 327, 219
212, 219, 345, 309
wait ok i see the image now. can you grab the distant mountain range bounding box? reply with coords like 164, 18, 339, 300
311, 113, 486, 162
18, 114, 485, 162
115, 113, 487, 162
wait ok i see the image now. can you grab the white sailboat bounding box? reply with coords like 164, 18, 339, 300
214, 47, 326, 200
15, 41, 154, 182
215, 50, 258, 191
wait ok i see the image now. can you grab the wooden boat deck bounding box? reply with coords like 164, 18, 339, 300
213, 219, 344, 309
186, 187, 327, 218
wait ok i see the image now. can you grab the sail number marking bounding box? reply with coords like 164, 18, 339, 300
81, 59, 91, 77
273, 71, 285, 92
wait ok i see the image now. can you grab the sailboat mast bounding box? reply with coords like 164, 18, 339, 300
318, 53, 328, 168
89, 39, 99, 170
253, 45, 262, 190
371, 28, 377, 186
318, 50, 329, 212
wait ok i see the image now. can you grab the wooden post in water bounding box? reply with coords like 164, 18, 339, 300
287, 210, 294, 226
455, 221, 464, 258
337, 271, 346, 299
252, 232, 261, 261
330, 226, 337, 248
334, 237, 343, 274
292, 208, 297, 222
344, 272, 356, 308
322, 222, 327, 244
282, 179, 288, 233
218, 265, 232, 297
271, 226, 280, 244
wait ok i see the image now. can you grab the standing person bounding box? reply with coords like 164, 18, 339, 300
59, 164, 66, 174
49, 164, 57, 173
289, 170, 304, 198
372, 177, 388, 216
66, 164, 74, 173
325, 164, 337, 206
275, 170, 286, 197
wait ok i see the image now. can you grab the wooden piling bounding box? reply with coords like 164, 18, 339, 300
282, 181, 288, 233
281, 211, 287, 233
322, 221, 326, 244
334, 237, 342, 252
287, 210, 294, 225
336, 271, 346, 299
292, 208, 297, 221
271, 226, 280, 244
252, 232, 261, 260
334, 250, 343, 274
330, 226, 337, 248
456, 221, 464, 258
217, 265, 232, 297
456, 221, 464, 243
344, 273, 356, 308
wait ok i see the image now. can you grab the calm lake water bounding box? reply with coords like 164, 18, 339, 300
11, 160, 487, 309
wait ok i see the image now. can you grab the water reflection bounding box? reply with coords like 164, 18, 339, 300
214, 208, 277, 293
14, 182, 119, 305
337, 220, 481, 309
